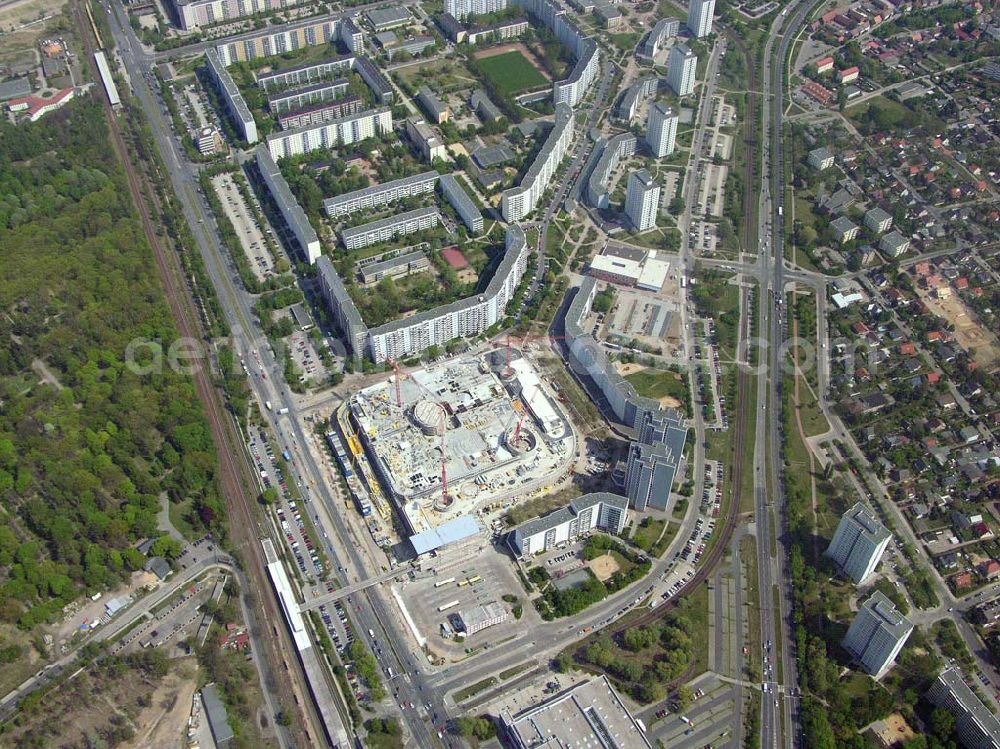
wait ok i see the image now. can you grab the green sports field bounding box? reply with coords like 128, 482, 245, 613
475, 50, 548, 95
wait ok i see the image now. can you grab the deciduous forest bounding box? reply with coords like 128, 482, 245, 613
0, 99, 224, 629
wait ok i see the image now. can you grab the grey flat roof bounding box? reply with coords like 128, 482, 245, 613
930, 667, 1000, 743
410, 514, 480, 554
255, 145, 319, 249
512, 492, 628, 540
472, 143, 515, 168
439, 174, 480, 223
843, 502, 891, 544
267, 78, 349, 106
353, 55, 393, 96
503, 674, 651, 749
362, 249, 428, 277
317, 255, 367, 333
866, 206, 892, 222
256, 54, 353, 87
632, 168, 655, 189
323, 170, 439, 212
206, 49, 254, 126
418, 86, 448, 118
862, 590, 912, 638
831, 216, 857, 232
470, 88, 502, 120
0, 77, 31, 101
365, 6, 411, 27
201, 685, 234, 745
369, 224, 526, 336
672, 42, 695, 59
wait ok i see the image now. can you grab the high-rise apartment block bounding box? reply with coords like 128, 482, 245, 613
687, 0, 715, 37
646, 102, 678, 157
842, 591, 913, 678
825, 502, 890, 584
625, 169, 660, 232
667, 44, 696, 97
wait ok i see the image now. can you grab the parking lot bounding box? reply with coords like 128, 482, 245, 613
398, 551, 527, 656
249, 430, 326, 584
212, 173, 277, 284
283, 328, 327, 385
689, 220, 719, 256
644, 672, 738, 749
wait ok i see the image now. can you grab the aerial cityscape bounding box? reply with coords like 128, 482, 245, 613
1, 0, 999, 744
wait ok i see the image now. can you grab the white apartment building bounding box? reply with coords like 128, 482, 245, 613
205, 49, 258, 143
667, 44, 697, 97
501, 103, 574, 222
340, 207, 440, 250
324, 171, 438, 218
553, 40, 600, 108
508, 493, 629, 556
825, 502, 890, 584
174, 0, 307, 31
842, 590, 913, 678
927, 668, 1000, 749
256, 146, 321, 264
266, 107, 392, 159
367, 227, 528, 361
625, 169, 660, 232
445, 0, 507, 20
687, 0, 715, 38
646, 101, 678, 158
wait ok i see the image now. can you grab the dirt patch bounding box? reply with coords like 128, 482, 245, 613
659, 395, 683, 409
616, 362, 645, 376
587, 553, 620, 582
915, 285, 1000, 371
121, 659, 199, 749
472, 42, 552, 81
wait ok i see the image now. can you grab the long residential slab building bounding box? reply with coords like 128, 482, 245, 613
257, 53, 393, 105
267, 78, 351, 115
255, 146, 321, 263
340, 206, 440, 250
512, 0, 599, 108
204, 49, 258, 143
267, 107, 392, 159
438, 174, 483, 233
508, 492, 628, 556
324, 171, 439, 219
174, 0, 312, 31
318, 226, 529, 362
501, 103, 574, 222
586, 132, 636, 208
214, 14, 363, 64
927, 668, 1000, 749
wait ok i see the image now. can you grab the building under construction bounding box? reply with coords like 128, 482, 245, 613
348, 351, 572, 543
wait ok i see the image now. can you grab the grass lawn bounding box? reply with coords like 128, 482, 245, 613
505, 485, 583, 527
625, 368, 688, 412
610, 32, 641, 51
476, 51, 548, 94
632, 517, 667, 553
168, 496, 199, 541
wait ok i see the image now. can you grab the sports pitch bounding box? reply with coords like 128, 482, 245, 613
476, 50, 548, 95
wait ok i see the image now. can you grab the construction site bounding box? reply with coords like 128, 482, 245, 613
347, 350, 574, 539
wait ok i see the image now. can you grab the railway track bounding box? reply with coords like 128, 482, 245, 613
595, 37, 760, 641
72, 4, 326, 744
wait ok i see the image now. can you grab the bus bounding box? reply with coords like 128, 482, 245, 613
467, 575, 482, 585
434, 577, 456, 588
437, 600, 459, 612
